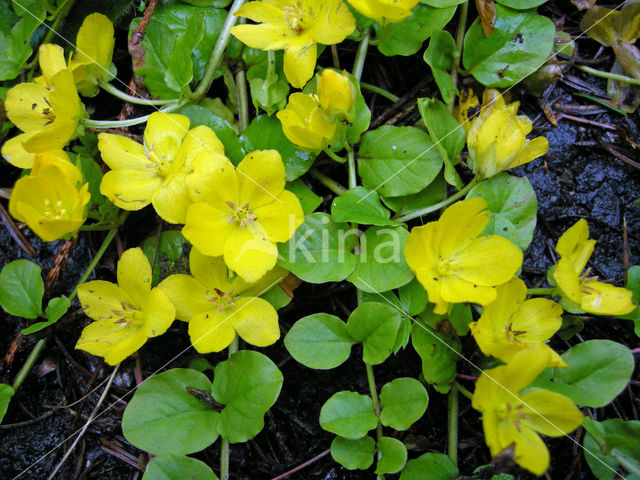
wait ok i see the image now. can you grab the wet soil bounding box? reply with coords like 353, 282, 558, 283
1, 1, 640, 479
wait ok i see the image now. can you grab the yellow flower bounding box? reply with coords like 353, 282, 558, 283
98, 112, 226, 224
553, 219, 635, 315
182, 149, 304, 283
466, 89, 548, 178
472, 345, 583, 475
276, 92, 336, 150
9, 150, 90, 242
317, 69, 355, 120
470, 277, 565, 366
230, 0, 355, 88
68, 13, 116, 97
2, 44, 84, 169
158, 249, 286, 353
404, 197, 522, 314
76, 248, 176, 365
346, 0, 420, 24
454, 88, 479, 134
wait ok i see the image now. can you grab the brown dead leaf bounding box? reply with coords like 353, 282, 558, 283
475, 0, 496, 37
280, 273, 302, 298
571, 0, 595, 11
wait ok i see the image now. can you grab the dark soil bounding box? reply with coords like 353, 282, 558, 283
1, 1, 639, 479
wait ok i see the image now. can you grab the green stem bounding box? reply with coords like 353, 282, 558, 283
527, 288, 555, 296
448, 0, 468, 113
309, 170, 347, 195
68, 224, 121, 303
612, 451, 640, 477
99, 81, 178, 106
360, 82, 399, 102
366, 363, 384, 480
352, 28, 370, 82
347, 149, 357, 190
393, 176, 480, 222
448, 387, 458, 466
331, 44, 341, 69
576, 64, 640, 86
322, 147, 346, 164
236, 68, 249, 131
220, 335, 239, 480
11, 338, 46, 391
454, 381, 473, 400
191, 0, 245, 101
80, 103, 183, 128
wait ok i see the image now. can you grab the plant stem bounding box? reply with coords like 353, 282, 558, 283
81, 103, 183, 128
526, 288, 555, 296
576, 65, 640, 86
347, 150, 357, 190
365, 363, 384, 480
360, 82, 399, 102
447, 387, 458, 466
99, 81, 178, 105
11, 338, 46, 391
236, 68, 249, 131
393, 176, 480, 222
352, 28, 370, 82
322, 147, 347, 164
309, 170, 347, 195
220, 335, 239, 480
191, 0, 245, 101
449, 0, 468, 113
454, 381, 473, 400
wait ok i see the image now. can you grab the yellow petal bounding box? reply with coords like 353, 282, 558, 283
1, 134, 36, 169
77, 280, 132, 321
233, 264, 289, 297
182, 203, 236, 257
234, 1, 287, 23
441, 274, 497, 306
253, 189, 304, 242
520, 389, 583, 439
223, 224, 279, 283
229, 297, 280, 347
237, 150, 286, 208
76, 318, 148, 365
38, 44, 67, 81
116, 248, 152, 308
581, 280, 635, 315
511, 298, 563, 343
284, 43, 316, 89
100, 169, 162, 211
178, 125, 226, 168
511, 136, 549, 170
500, 421, 550, 476
454, 235, 522, 286
188, 310, 237, 353
98, 133, 148, 171
437, 197, 489, 257
142, 288, 175, 337
157, 274, 211, 322
143, 112, 189, 163
306, 0, 356, 43
4, 82, 53, 132
73, 13, 115, 70
20, 118, 78, 153
555, 219, 595, 273
186, 150, 238, 205
230, 23, 292, 50
553, 257, 583, 304
189, 248, 233, 292
151, 174, 192, 224
318, 69, 355, 117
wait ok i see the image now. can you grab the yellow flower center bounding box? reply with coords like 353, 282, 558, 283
504, 322, 527, 344
207, 288, 236, 313
497, 401, 530, 433
284, 3, 305, 34
145, 145, 174, 177
437, 257, 457, 276
43, 198, 68, 220
41, 98, 56, 126
226, 201, 257, 227
111, 301, 142, 328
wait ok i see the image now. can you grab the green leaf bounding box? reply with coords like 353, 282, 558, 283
381, 174, 446, 214
212, 350, 283, 443
246, 50, 289, 115
142, 230, 189, 287
319, 391, 377, 439
348, 226, 414, 293
423, 32, 459, 104
375, 437, 408, 474
467, 173, 537, 251
358, 126, 443, 198
0, 383, 14, 423
448, 303, 472, 336
284, 313, 355, 369
583, 418, 640, 480
260, 284, 292, 311
176, 104, 245, 165
0, 1, 45, 81
398, 279, 429, 316
22, 295, 71, 335
417, 98, 465, 188
411, 321, 460, 393
143, 454, 218, 480
399, 452, 459, 480
376, 4, 457, 56
495, 0, 547, 8
286, 179, 322, 215
462, 4, 555, 87
331, 435, 375, 470
131, 4, 226, 98
379, 378, 429, 431
345, 74, 372, 145
278, 213, 358, 283
542, 340, 634, 408
241, 115, 316, 181
0, 260, 43, 319
331, 187, 400, 226
122, 369, 219, 455
346, 302, 402, 365
625, 265, 640, 304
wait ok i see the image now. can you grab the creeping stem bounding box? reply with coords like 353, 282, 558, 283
99, 81, 179, 106
448, 386, 458, 466
366, 363, 385, 480
576, 64, 640, 87
220, 335, 239, 480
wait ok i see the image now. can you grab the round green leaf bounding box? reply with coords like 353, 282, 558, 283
398, 279, 429, 316
467, 173, 537, 251
462, 5, 555, 87
376, 4, 456, 56
348, 226, 413, 293
331, 187, 400, 227
358, 126, 443, 198
496, 0, 547, 8
423, 33, 459, 104
346, 302, 403, 365
375, 437, 408, 474
331, 435, 375, 470
381, 174, 446, 214
122, 369, 219, 455
400, 452, 458, 480
287, 179, 322, 215
278, 213, 358, 283
22, 295, 71, 335
544, 340, 634, 407
583, 418, 640, 480
143, 454, 218, 480
379, 378, 429, 431
212, 350, 283, 443
284, 313, 355, 369
0, 384, 15, 423
0, 259, 43, 319
319, 391, 377, 439
241, 114, 316, 181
